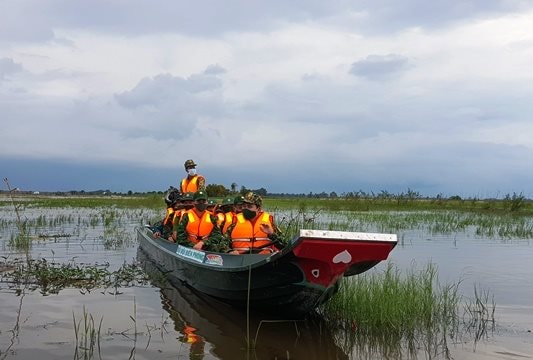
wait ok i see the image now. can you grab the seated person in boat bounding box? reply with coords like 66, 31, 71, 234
152, 187, 181, 240
226, 192, 284, 255
233, 194, 245, 214
169, 191, 194, 243
206, 199, 218, 213
216, 196, 236, 234
170, 191, 195, 233
172, 190, 229, 252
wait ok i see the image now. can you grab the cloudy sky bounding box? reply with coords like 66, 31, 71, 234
1, 0, 533, 197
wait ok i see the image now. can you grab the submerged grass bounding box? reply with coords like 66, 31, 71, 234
1, 258, 150, 295
275, 208, 533, 240
2, 194, 533, 239
265, 194, 533, 215
2, 192, 532, 214
0, 194, 163, 209
73, 306, 103, 360
320, 263, 460, 337
319, 262, 495, 359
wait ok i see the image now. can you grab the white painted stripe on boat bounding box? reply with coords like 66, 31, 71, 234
299, 229, 397, 242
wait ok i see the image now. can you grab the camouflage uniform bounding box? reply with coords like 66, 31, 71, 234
225, 192, 286, 250
180, 159, 206, 193
174, 191, 231, 252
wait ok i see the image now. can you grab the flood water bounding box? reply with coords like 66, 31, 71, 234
0, 203, 532, 359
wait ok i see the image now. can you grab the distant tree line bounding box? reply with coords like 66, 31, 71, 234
1, 186, 529, 206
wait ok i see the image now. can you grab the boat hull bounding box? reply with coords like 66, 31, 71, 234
137, 227, 396, 316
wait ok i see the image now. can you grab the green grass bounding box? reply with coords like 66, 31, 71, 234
0, 194, 164, 209
264, 195, 533, 215
274, 207, 533, 240
2, 192, 532, 213
318, 263, 495, 358
319, 263, 460, 336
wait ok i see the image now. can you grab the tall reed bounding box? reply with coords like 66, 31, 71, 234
73, 306, 103, 360
319, 262, 495, 358
319, 263, 460, 358
320, 263, 460, 336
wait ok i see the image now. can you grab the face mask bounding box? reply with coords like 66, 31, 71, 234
187, 168, 197, 176
184, 204, 194, 210
195, 203, 207, 212
242, 208, 256, 220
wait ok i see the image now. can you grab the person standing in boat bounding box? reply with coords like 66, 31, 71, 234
226, 192, 284, 255
173, 190, 229, 252
180, 159, 206, 193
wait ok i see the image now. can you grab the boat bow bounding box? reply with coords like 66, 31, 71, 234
291, 229, 397, 287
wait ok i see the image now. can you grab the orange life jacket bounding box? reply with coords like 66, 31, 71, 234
172, 209, 185, 227
216, 212, 225, 225
184, 209, 215, 245
216, 212, 234, 234
180, 175, 203, 193
230, 212, 274, 252
163, 207, 175, 227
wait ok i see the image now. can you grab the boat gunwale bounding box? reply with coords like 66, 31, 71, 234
137, 227, 398, 273
137, 227, 286, 272
299, 229, 397, 242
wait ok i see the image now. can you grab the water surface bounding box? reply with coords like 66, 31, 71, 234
1, 204, 532, 359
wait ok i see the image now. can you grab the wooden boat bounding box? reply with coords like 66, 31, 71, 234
137, 227, 397, 316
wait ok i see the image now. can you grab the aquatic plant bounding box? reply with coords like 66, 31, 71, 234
2, 178, 31, 251
73, 306, 103, 360
1, 258, 150, 295
0, 194, 164, 209
463, 285, 496, 342
264, 194, 533, 214
318, 262, 494, 358
320, 263, 460, 335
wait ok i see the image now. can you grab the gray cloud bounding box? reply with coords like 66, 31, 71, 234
0, 1, 343, 43
0, 58, 23, 79
2, 0, 529, 45
204, 64, 227, 75
350, 54, 410, 80
112, 71, 227, 141
332, 0, 531, 34
115, 73, 222, 108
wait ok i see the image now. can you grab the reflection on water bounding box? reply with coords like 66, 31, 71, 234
139, 248, 350, 359
140, 248, 502, 360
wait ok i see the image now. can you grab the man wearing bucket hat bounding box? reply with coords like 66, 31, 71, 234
180, 159, 206, 193
226, 192, 284, 255
173, 191, 228, 252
